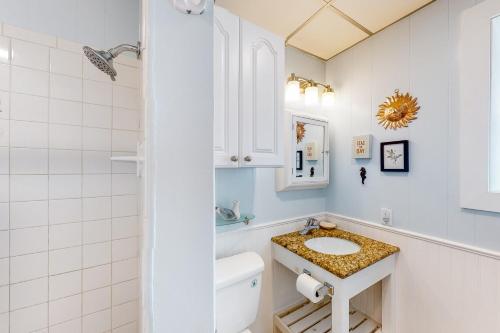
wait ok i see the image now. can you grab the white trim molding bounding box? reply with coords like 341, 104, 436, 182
216, 212, 328, 235
326, 212, 500, 260
217, 210, 500, 260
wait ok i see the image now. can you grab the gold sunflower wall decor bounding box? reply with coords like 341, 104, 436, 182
377, 89, 420, 130
296, 122, 306, 143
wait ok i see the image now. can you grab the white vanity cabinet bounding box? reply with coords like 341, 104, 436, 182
213, 7, 284, 168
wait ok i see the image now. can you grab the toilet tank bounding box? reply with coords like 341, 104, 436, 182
216, 252, 264, 333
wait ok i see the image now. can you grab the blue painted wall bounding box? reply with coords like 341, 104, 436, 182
215, 168, 326, 224
0, 0, 140, 49
325, 0, 500, 252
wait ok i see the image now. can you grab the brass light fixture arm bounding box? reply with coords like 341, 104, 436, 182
288, 73, 334, 93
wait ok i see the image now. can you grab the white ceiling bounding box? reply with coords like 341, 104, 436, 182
216, 0, 435, 60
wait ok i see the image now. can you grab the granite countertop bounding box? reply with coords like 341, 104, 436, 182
271, 228, 399, 279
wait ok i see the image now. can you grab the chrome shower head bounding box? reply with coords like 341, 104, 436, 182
83, 46, 117, 80
82, 42, 141, 81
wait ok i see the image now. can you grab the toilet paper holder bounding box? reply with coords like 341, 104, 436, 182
303, 269, 334, 297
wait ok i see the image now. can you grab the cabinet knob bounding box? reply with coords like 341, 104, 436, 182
230, 155, 238, 162
244, 156, 252, 162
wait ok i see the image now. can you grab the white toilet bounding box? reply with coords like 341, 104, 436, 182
216, 252, 265, 333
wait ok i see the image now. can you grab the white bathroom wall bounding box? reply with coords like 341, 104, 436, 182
144, 0, 214, 332
0, 0, 140, 50
215, 46, 327, 226
325, 0, 500, 252
0, 23, 142, 333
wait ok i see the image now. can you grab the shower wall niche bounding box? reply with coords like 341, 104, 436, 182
0, 22, 143, 333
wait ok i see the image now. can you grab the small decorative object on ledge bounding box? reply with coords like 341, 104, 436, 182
215, 201, 255, 226
319, 221, 337, 230
380, 140, 409, 172
360, 167, 367, 184
352, 135, 372, 159
377, 89, 420, 130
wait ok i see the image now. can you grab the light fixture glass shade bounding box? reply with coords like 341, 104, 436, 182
304, 86, 319, 106
285, 80, 300, 102
322, 91, 335, 108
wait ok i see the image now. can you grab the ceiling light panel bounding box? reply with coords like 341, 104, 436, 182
331, 0, 434, 32
287, 6, 369, 59
215, 0, 326, 37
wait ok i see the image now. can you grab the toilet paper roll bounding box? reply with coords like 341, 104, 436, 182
296, 273, 324, 303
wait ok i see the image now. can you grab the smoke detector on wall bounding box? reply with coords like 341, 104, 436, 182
172, 0, 207, 14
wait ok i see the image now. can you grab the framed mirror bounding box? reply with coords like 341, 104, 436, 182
276, 111, 329, 191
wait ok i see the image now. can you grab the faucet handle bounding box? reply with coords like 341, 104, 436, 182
306, 217, 318, 226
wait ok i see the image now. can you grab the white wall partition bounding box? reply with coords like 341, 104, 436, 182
144, 0, 215, 332
0, 23, 142, 332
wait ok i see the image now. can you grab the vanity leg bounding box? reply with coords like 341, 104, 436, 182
331, 293, 350, 333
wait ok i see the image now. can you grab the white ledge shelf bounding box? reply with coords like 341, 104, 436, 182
110, 156, 144, 162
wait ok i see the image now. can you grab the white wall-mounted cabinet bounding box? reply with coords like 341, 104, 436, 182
214, 7, 284, 168
214, 6, 239, 167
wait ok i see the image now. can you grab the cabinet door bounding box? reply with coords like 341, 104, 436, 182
239, 19, 284, 167
214, 7, 239, 168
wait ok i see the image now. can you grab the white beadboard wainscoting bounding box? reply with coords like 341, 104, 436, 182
326, 212, 500, 333
0, 22, 142, 333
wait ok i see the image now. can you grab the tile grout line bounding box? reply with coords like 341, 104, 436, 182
7, 32, 11, 333
8, 257, 139, 286
7, 212, 138, 231
110, 67, 114, 332
46, 41, 51, 330
80, 48, 85, 332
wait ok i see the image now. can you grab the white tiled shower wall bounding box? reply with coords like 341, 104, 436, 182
0, 23, 142, 333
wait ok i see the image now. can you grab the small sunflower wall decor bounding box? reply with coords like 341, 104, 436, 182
377, 89, 420, 130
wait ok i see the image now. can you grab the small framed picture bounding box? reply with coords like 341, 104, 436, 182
352, 135, 372, 159
380, 140, 409, 172
296, 151, 303, 170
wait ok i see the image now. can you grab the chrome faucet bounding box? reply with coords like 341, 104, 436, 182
299, 218, 320, 235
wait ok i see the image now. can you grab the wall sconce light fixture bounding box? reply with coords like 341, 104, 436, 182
286, 73, 334, 109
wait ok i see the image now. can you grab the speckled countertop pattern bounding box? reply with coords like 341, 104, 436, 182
271, 228, 399, 279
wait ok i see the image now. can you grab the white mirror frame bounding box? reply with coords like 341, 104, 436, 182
275, 111, 329, 192
460, 0, 500, 212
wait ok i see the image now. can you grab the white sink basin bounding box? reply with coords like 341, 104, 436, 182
305, 237, 361, 255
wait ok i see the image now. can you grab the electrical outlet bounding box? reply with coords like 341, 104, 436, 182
381, 208, 392, 226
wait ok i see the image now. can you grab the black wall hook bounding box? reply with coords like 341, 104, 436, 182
360, 167, 367, 184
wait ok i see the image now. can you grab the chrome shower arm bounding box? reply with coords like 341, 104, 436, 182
108, 42, 141, 59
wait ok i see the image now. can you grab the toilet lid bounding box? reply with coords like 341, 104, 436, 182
240, 330, 251, 333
